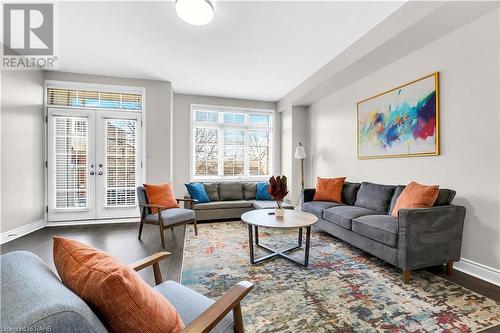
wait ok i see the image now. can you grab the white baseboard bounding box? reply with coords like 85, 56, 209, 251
46, 217, 139, 227
1, 219, 46, 244
454, 258, 500, 286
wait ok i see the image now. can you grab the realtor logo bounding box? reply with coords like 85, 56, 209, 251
3, 3, 53, 56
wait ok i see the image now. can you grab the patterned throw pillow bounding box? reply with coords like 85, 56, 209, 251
53, 237, 184, 333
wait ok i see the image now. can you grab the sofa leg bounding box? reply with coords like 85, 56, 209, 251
403, 271, 411, 284
446, 262, 453, 275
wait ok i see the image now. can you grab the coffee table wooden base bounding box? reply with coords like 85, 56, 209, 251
248, 225, 312, 267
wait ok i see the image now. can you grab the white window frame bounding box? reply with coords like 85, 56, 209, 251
190, 104, 275, 182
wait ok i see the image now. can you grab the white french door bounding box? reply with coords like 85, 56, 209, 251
47, 108, 142, 222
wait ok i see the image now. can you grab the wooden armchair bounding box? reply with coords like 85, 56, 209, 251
130, 252, 254, 333
137, 186, 199, 248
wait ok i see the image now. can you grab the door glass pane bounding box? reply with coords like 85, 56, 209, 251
54, 116, 88, 208
106, 119, 137, 207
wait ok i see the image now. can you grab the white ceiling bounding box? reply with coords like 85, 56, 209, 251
56, 1, 404, 101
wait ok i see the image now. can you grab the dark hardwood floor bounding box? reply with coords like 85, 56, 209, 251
2, 221, 499, 332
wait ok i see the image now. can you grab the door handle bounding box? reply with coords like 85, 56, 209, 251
90, 171, 95, 175
98, 171, 103, 176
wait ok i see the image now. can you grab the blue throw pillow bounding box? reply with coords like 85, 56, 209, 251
185, 183, 210, 203
256, 182, 273, 200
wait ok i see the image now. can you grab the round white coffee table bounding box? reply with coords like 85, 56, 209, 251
241, 209, 318, 267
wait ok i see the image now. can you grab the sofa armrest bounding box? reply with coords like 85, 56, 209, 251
183, 195, 191, 209
302, 188, 315, 203
397, 205, 466, 271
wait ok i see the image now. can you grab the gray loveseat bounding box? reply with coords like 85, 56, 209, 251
302, 181, 466, 283
184, 182, 293, 221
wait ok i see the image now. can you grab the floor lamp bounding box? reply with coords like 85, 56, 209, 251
294, 142, 307, 207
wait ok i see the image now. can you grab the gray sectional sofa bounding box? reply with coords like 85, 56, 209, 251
302, 181, 466, 283
184, 182, 293, 221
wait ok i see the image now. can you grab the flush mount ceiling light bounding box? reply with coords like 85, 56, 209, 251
175, 0, 215, 26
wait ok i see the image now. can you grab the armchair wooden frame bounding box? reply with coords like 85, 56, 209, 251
138, 198, 198, 249
130, 252, 254, 333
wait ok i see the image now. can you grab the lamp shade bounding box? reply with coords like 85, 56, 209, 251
294, 143, 307, 160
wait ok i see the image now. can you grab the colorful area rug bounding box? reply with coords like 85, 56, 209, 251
181, 222, 500, 332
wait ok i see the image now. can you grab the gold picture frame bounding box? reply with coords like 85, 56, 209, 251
356, 72, 440, 159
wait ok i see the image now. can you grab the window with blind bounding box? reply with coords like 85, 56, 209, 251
47, 88, 142, 110
192, 106, 273, 180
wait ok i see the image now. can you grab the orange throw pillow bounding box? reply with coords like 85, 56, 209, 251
53, 237, 184, 333
391, 181, 439, 217
144, 183, 179, 213
313, 177, 346, 203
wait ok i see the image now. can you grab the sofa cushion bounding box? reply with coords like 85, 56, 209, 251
302, 201, 344, 219
323, 206, 381, 229
256, 182, 273, 200
389, 185, 406, 214
154, 281, 234, 333
242, 182, 257, 200
204, 183, 220, 201
251, 200, 294, 210
341, 182, 361, 205
145, 208, 195, 225
434, 189, 456, 206
194, 200, 253, 210
53, 237, 184, 333
354, 182, 396, 214
219, 182, 244, 201
352, 215, 398, 247
1, 251, 107, 333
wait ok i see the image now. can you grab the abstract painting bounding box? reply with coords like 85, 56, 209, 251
357, 73, 439, 159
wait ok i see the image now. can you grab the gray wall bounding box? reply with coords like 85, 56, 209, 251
1, 70, 45, 232
44, 71, 173, 184
306, 9, 500, 270
172, 93, 278, 195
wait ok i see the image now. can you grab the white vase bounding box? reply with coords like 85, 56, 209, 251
275, 207, 285, 217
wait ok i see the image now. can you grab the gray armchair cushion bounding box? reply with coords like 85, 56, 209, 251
251, 200, 294, 210
242, 182, 257, 200
352, 215, 398, 247
323, 206, 381, 229
302, 201, 344, 219
145, 208, 195, 225
154, 281, 234, 333
194, 200, 253, 210
219, 182, 244, 201
341, 182, 361, 205
203, 183, 220, 202
434, 189, 456, 206
1, 251, 107, 333
355, 182, 396, 214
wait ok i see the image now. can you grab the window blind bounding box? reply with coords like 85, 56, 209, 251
47, 88, 142, 110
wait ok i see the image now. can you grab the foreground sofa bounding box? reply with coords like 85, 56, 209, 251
184, 182, 293, 221
302, 181, 466, 283
1, 251, 253, 333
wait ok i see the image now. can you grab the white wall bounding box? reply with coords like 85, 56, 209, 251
44, 71, 173, 184
172, 93, 278, 195
1, 70, 45, 233
307, 9, 500, 270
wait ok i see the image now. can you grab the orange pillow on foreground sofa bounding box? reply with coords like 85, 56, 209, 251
53, 237, 184, 333
144, 183, 179, 213
313, 177, 346, 203
391, 181, 439, 217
